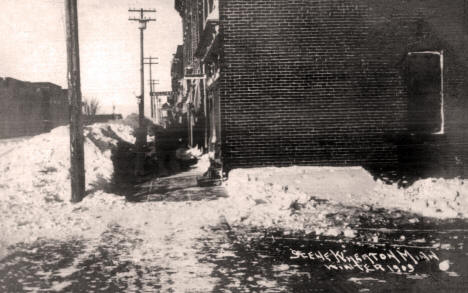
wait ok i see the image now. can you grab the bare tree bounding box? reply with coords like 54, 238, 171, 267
82, 97, 100, 116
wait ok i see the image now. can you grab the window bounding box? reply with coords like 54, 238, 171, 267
209, 0, 214, 13
204, 0, 209, 20
407, 51, 444, 134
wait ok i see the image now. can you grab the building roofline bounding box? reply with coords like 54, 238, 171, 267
175, 0, 184, 17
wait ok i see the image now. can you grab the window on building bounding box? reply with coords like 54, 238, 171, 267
407, 51, 444, 134
204, 0, 209, 20
209, 0, 214, 12
203, 0, 217, 26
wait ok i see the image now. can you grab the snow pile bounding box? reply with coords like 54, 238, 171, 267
0, 129, 226, 291
195, 153, 211, 172
186, 145, 203, 157
224, 166, 468, 235
1, 123, 134, 201
0, 123, 135, 256
223, 168, 359, 237
0, 137, 30, 157
376, 178, 468, 218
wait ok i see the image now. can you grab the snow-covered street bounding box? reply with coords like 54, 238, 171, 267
0, 123, 233, 291
1, 123, 467, 292
3, 0, 468, 291
1, 164, 467, 292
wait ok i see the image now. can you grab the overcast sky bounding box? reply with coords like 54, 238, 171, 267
1, 0, 182, 116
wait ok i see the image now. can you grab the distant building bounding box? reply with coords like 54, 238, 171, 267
174, 0, 208, 149
170, 45, 184, 109
0, 77, 68, 138
174, 0, 468, 178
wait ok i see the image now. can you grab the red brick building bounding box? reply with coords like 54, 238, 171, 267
174, 0, 468, 178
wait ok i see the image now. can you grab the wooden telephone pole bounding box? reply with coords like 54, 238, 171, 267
129, 8, 156, 176
65, 0, 85, 202
144, 56, 159, 119
150, 79, 160, 123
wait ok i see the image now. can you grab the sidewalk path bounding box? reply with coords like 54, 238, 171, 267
129, 167, 228, 202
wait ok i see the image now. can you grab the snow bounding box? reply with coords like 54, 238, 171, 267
0, 124, 225, 291
226, 166, 468, 218
222, 169, 359, 237
50, 280, 73, 292
0, 123, 135, 257
223, 166, 468, 236
348, 277, 386, 285
439, 260, 450, 271
1, 123, 135, 201
1, 123, 467, 290
186, 145, 203, 157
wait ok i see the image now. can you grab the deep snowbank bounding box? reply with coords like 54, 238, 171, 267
0, 124, 226, 292
0, 123, 135, 256
224, 166, 468, 235
1, 123, 135, 200
0, 126, 228, 291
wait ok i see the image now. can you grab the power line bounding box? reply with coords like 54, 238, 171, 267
144, 56, 159, 119
128, 7, 156, 176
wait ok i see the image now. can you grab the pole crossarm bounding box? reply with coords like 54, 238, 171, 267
128, 18, 156, 22
128, 7, 156, 176
128, 9, 156, 23
144, 56, 159, 65
145, 56, 158, 119
129, 9, 156, 12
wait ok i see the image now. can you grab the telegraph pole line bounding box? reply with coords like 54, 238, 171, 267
149, 79, 160, 89
144, 56, 159, 119
129, 8, 156, 176
149, 79, 160, 123
65, 0, 85, 202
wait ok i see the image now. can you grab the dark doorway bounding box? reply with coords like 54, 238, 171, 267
407, 52, 443, 134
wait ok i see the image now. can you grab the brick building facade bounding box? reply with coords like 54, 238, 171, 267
174, 0, 468, 178
174, 0, 207, 148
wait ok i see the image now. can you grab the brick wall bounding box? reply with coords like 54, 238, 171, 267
218, 0, 468, 175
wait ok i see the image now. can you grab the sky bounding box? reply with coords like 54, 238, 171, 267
0, 0, 182, 117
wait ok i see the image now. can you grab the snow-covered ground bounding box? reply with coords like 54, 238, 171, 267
0, 123, 135, 257
0, 124, 227, 291
1, 124, 466, 253
223, 166, 468, 237
1, 124, 467, 291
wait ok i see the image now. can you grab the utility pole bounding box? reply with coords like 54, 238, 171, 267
202, 64, 208, 151
150, 79, 160, 124
150, 79, 160, 89
65, 0, 85, 202
129, 8, 156, 176
144, 56, 159, 119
